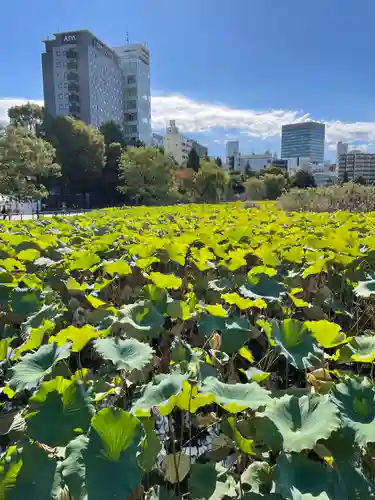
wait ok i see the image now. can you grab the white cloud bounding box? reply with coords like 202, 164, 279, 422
151, 94, 308, 137
3, 94, 375, 151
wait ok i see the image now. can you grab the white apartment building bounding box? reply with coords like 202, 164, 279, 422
338, 152, 375, 184
286, 157, 338, 185
112, 43, 152, 145
241, 152, 273, 172
163, 120, 207, 165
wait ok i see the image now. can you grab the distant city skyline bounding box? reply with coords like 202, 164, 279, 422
2, 0, 375, 159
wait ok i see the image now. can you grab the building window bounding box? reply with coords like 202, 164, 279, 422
58, 83, 62, 89
56, 51, 61, 56
59, 104, 64, 110
56, 62, 61, 67
59, 93, 63, 99
127, 75, 136, 85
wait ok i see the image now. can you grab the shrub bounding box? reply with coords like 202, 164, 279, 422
263, 173, 287, 200
278, 182, 375, 212
245, 177, 266, 200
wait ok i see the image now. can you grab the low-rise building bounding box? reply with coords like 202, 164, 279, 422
191, 140, 208, 159
163, 120, 207, 165
241, 152, 273, 173
338, 152, 375, 184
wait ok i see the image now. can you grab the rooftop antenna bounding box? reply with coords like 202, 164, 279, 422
126, 32, 129, 44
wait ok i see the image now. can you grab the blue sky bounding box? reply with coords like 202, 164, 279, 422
1, 0, 375, 159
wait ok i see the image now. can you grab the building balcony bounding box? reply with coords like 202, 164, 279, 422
67, 61, 78, 70
66, 50, 78, 59
68, 94, 80, 103
67, 72, 79, 82
68, 83, 79, 93
69, 104, 80, 114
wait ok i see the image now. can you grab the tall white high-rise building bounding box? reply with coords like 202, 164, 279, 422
337, 141, 348, 163
42, 30, 124, 128
112, 43, 152, 145
226, 141, 241, 169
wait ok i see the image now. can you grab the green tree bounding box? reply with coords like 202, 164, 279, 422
263, 165, 288, 177
354, 175, 366, 185
97, 142, 123, 206
43, 115, 105, 200
187, 147, 200, 172
195, 160, 229, 202
244, 161, 251, 176
228, 170, 246, 197
263, 173, 287, 200
0, 126, 60, 201
99, 120, 126, 147
245, 177, 266, 201
118, 147, 178, 205
290, 169, 316, 189
8, 102, 44, 134
215, 157, 223, 167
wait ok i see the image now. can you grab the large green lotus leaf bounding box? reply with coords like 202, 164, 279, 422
304, 320, 347, 348
331, 376, 375, 445
321, 428, 375, 499
199, 376, 271, 413
26, 378, 94, 447
189, 462, 223, 499
354, 279, 375, 297
83, 408, 144, 500
50, 324, 100, 352
23, 303, 62, 329
68, 251, 100, 271
240, 367, 270, 383
240, 461, 272, 495
198, 314, 255, 354
271, 319, 324, 369
3, 443, 60, 500
138, 418, 161, 472
188, 463, 236, 500
58, 434, 87, 500
167, 300, 191, 320
13, 319, 54, 359
261, 394, 340, 453
112, 301, 165, 340
60, 409, 144, 500
103, 259, 132, 276
346, 335, 375, 363
148, 272, 182, 290
8, 343, 71, 392
275, 453, 334, 500
132, 374, 186, 417
227, 416, 255, 455
94, 337, 154, 372
10, 287, 42, 316
17, 248, 40, 262
239, 274, 286, 301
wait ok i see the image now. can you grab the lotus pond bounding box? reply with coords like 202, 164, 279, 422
1, 203, 375, 499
